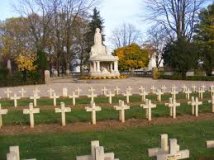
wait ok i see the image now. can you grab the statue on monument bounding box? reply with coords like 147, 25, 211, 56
90, 28, 107, 57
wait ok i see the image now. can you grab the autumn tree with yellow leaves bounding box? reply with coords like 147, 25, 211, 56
113, 43, 149, 71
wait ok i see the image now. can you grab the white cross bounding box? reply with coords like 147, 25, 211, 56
139, 89, 148, 102
170, 89, 178, 100
10, 94, 20, 108
23, 103, 40, 128
62, 88, 68, 97
102, 86, 108, 95
165, 98, 180, 119
69, 92, 79, 106
0, 104, 8, 128
47, 88, 55, 98
184, 88, 192, 100
206, 140, 214, 148
150, 85, 156, 94
105, 91, 115, 104
75, 88, 82, 96
140, 99, 156, 121
19, 88, 26, 98
126, 86, 132, 92
208, 95, 214, 112
182, 84, 187, 92
201, 84, 206, 91
210, 85, 214, 97
87, 91, 97, 102
88, 87, 95, 94
155, 89, 164, 102
161, 85, 167, 93
55, 102, 71, 126
188, 97, 202, 117
171, 85, 177, 92
139, 86, 145, 93
51, 92, 59, 106
30, 93, 40, 107
123, 90, 132, 103
4, 88, 12, 99
198, 87, 205, 99
85, 101, 101, 125
33, 87, 40, 95
114, 86, 120, 95
192, 85, 197, 92
114, 100, 130, 123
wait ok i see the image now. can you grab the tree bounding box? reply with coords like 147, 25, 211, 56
145, 0, 208, 41
162, 37, 198, 78
113, 43, 149, 71
84, 8, 105, 54
110, 23, 142, 48
194, 3, 214, 76
145, 26, 167, 68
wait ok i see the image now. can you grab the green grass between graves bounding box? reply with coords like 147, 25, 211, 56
0, 120, 214, 160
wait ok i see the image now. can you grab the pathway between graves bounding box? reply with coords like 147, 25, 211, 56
0, 112, 213, 136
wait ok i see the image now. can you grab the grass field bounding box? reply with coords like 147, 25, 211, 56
0, 120, 214, 160
0, 92, 213, 160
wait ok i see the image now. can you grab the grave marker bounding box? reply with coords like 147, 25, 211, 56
19, 88, 26, 98
69, 92, 79, 106
85, 101, 101, 125
4, 88, 12, 99
165, 98, 180, 119
105, 91, 115, 104
188, 97, 202, 117
208, 95, 214, 112
55, 102, 71, 126
123, 90, 132, 103
50, 92, 59, 106
30, 93, 40, 107
10, 94, 20, 107
155, 89, 164, 102
184, 88, 192, 100
0, 104, 8, 128
23, 103, 40, 128
47, 88, 55, 98
102, 87, 108, 95
141, 99, 156, 121
139, 89, 148, 102
114, 100, 130, 123
114, 86, 120, 95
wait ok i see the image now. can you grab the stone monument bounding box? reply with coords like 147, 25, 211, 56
89, 28, 120, 77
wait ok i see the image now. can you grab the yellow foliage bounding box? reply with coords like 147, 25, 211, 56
15, 52, 37, 71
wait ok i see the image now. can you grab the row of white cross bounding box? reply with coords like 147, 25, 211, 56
5, 135, 214, 160
2, 84, 214, 108
0, 94, 213, 128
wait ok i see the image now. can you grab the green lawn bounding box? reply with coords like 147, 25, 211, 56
0, 120, 214, 160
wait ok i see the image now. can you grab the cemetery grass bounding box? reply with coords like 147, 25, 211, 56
0, 120, 214, 160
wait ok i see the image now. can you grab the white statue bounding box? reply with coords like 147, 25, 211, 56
90, 28, 107, 57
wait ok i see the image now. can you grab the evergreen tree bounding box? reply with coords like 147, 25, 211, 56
85, 8, 105, 54
194, 3, 214, 76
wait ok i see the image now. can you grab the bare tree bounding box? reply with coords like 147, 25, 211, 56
145, 0, 209, 41
145, 26, 168, 68
110, 23, 142, 48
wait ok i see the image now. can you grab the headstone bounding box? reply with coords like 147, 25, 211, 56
139, 89, 148, 102
182, 84, 187, 92
23, 103, 40, 128
102, 87, 108, 95
62, 88, 68, 97
19, 88, 26, 98
105, 91, 115, 104
69, 92, 79, 106
165, 98, 180, 119
87, 91, 97, 102
50, 92, 59, 106
47, 88, 55, 98
208, 95, 214, 112
114, 86, 120, 95
206, 140, 214, 148
123, 90, 132, 103
30, 93, 40, 107
210, 85, 214, 96
161, 85, 167, 93
192, 85, 197, 93
155, 89, 164, 102
0, 104, 8, 128
44, 70, 50, 84
198, 87, 205, 99
76, 140, 119, 160
170, 89, 178, 101
140, 99, 156, 121
126, 86, 132, 93
75, 88, 82, 96
10, 94, 21, 108
148, 134, 189, 160
114, 100, 130, 123
188, 97, 202, 117
33, 88, 40, 96
184, 88, 192, 100
151, 85, 156, 94
4, 88, 12, 99
6, 146, 36, 160
55, 102, 71, 126
85, 101, 101, 125
89, 87, 96, 94
139, 86, 145, 93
